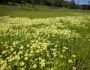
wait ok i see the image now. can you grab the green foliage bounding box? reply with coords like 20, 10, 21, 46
0, 0, 75, 8
1, 0, 90, 10
68, 0, 76, 9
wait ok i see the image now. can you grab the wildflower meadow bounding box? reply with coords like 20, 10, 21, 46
0, 16, 90, 70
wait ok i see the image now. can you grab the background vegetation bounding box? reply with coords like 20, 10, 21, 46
0, 0, 90, 10
0, 4, 90, 19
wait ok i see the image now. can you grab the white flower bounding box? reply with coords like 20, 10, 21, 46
10, 48, 14, 51
53, 52, 57, 57
35, 50, 40, 53
68, 59, 73, 63
18, 51, 23, 55
32, 64, 37, 68
20, 61, 25, 66
38, 57, 41, 60
72, 67, 76, 70
20, 68, 25, 70
20, 45, 24, 49
14, 55, 20, 60
13, 51, 16, 54
27, 44, 29, 47
40, 59, 45, 67
24, 53, 29, 56
63, 47, 68, 50
24, 57, 28, 60
55, 45, 57, 47
2, 51, 6, 54
60, 55, 63, 58
62, 49, 66, 52
0, 59, 3, 65
37, 46, 40, 48
72, 55, 76, 58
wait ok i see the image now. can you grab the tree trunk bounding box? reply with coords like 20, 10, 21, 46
12, 0, 15, 5
51, 1, 54, 9
32, 0, 35, 8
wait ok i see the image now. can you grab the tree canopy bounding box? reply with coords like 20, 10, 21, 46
0, 0, 90, 10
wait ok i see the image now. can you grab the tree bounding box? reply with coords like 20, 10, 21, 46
56, 0, 64, 7
71, 0, 75, 4
31, 0, 35, 8
47, 0, 64, 8
88, 1, 90, 5
46, 0, 55, 8
68, 0, 76, 9
63, 0, 70, 8
76, 0, 80, 9
40, 0, 45, 5
21, 0, 26, 9
12, 0, 16, 5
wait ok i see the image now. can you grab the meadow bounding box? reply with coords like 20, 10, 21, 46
0, 4, 90, 18
0, 4, 90, 70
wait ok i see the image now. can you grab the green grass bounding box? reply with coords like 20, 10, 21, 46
0, 4, 90, 18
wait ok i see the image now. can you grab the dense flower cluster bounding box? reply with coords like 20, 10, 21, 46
0, 16, 90, 70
